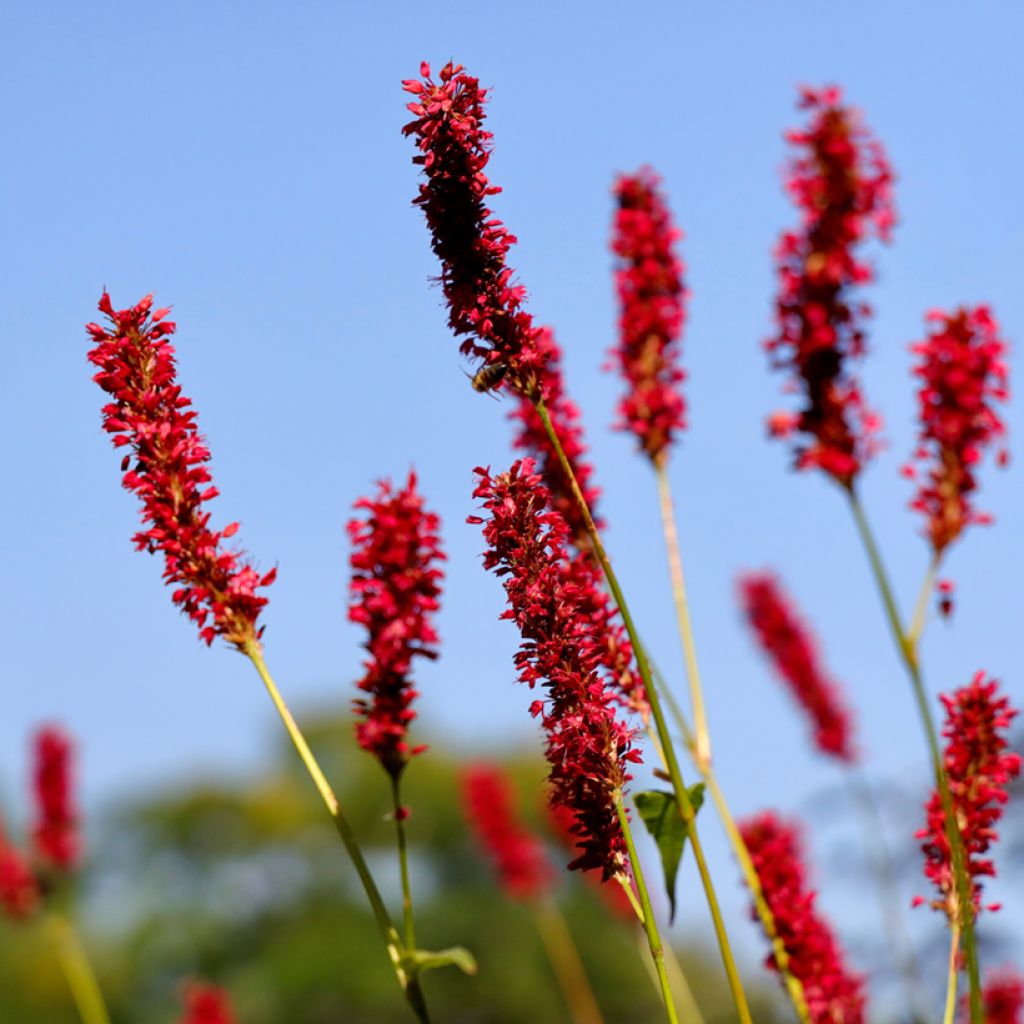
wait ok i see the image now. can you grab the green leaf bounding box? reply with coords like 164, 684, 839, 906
634, 784, 705, 922
404, 945, 478, 977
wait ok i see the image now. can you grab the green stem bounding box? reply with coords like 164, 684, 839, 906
907, 554, 940, 648
46, 912, 112, 1024
943, 927, 962, 1024
654, 458, 710, 771
535, 398, 752, 1024
616, 798, 680, 1024
846, 491, 982, 1023
533, 901, 605, 1024
243, 644, 429, 1023
391, 775, 416, 952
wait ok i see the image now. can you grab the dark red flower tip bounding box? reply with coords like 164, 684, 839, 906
31, 726, 80, 873
461, 765, 553, 902
766, 86, 895, 487
0, 826, 39, 920
403, 61, 551, 398
904, 306, 1009, 554
348, 470, 445, 778
180, 982, 236, 1024
87, 292, 274, 651
610, 168, 687, 463
471, 459, 642, 879
740, 811, 867, 1023
915, 672, 1020, 921
738, 572, 856, 762
960, 969, 1024, 1024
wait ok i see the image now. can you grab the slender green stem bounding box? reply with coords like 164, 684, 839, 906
533, 901, 605, 1024
617, 872, 645, 921
654, 458, 710, 771
661, 939, 707, 1024
535, 399, 752, 1024
243, 644, 430, 1023
616, 798, 680, 1024
391, 775, 417, 952
943, 927, 962, 1024
846, 492, 982, 1023
46, 912, 112, 1024
907, 554, 940, 647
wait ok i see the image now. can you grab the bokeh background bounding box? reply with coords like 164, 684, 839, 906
1, 2, 1022, 1021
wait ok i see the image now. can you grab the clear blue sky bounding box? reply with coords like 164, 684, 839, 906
2, 0, 1022, 996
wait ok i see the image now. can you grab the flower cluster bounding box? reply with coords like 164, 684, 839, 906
766, 86, 894, 486
470, 459, 641, 878
348, 471, 444, 779
740, 812, 866, 1024
0, 830, 38, 920
915, 673, 1020, 920
610, 168, 687, 463
180, 982, 236, 1024
738, 572, 856, 762
86, 293, 275, 650
32, 727, 80, 872
905, 306, 1009, 553
964, 970, 1024, 1024
461, 765, 553, 901
403, 61, 550, 398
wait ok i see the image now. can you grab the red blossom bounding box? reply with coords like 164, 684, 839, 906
461, 765, 553, 901
348, 471, 444, 778
738, 573, 856, 762
0, 827, 38, 920
766, 86, 895, 487
610, 168, 687, 462
31, 727, 80, 872
470, 459, 641, 879
915, 673, 1020, 920
180, 982, 236, 1024
403, 61, 550, 398
961, 969, 1024, 1024
740, 812, 866, 1024
86, 293, 274, 650
905, 306, 1009, 553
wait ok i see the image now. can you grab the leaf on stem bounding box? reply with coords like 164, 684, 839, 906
404, 946, 478, 977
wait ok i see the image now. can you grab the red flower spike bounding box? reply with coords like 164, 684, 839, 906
470, 459, 641, 879
180, 982, 236, 1024
0, 826, 39, 920
403, 62, 551, 398
905, 306, 1009, 553
766, 87, 895, 487
738, 572, 856, 762
960, 969, 1024, 1024
461, 765, 553, 902
740, 812, 867, 1023
916, 673, 1021, 921
31, 727, 80, 873
87, 293, 273, 651
610, 168, 687, 463
348, 471, 444, 779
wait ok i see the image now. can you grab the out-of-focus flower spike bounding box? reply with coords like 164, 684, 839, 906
31, 726, 80, 873
180, 981, 236, 1024
0, 826, 39, 920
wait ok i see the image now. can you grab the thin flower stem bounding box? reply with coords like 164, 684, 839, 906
533, 900, 605, 1024
616, 797, 680, 1024
45, 912, 112, 1024
391, 775, 416, 952
243, 644, 430, 1023
907, 554, 941, 648
654, 458, 711, 771
662, 939, 707, 1024
943, 927, 962, 1024
535, 398, 752, 1024
846, 491, 982, 1024
617, 872, 645, 921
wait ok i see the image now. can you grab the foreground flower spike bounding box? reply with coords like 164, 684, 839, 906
0, 826, 39, 920
470, 459, 641, 879
740, 812, 866, 1023
403, 61, 551, 398
738, 572, 856, 762
961, 969, 1024, 1024
610, 168, 687, 463
86, 293, 275, 650
461, 765, 553, 901
915, 673, 1020, 920
905, 306, 1009, 554
180, 982, 236, 1024
31, 727, 80, 873
348, 471, 444, 779
766, 86, 895, 487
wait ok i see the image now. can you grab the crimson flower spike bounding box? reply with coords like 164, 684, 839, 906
461, 765, 554, 902
765, 86, 895, 488
915, 673, 1021, 920
402, 61, 551, 399
32, 726, 80, 874
738, 572, 856, 762
347, 471, 445, 780
904, 306, 1010, 554
962, 970, 1024, 1024
470, 459, 642, 879
86, 293, 275, 650
740, 812, 867, 1024
180, 982, 236, 1024
610, 168, 687, 464
0, 825, 38, 920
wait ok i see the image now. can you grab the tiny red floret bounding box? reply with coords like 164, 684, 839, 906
31, 726, 80, 873
180, 982, 236, 1024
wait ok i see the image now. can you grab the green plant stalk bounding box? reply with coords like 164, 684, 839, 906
535, 398, 753, 1024
846, 492, 981, 1023
616, 797, 680, 1024
46, 912, 112, 1024
533, 901, 605, 1024
907, 553, 940, 648
243, 643, 430, 1023
943, 927, 962, 1024
391, 775, 417, 952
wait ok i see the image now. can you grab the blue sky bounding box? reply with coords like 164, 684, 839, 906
2, 0, 1022, 996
